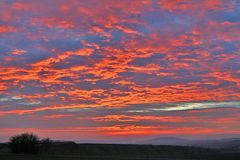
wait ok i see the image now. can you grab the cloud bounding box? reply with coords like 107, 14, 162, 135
0, 25, 16, 33
157, 101, 240, 111
0, 0, 239, 140
10, 49, 27, 55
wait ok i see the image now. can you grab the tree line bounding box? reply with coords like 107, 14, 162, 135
9, 133, 53, 154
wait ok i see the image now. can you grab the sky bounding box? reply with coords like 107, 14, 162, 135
0, 0, 240, 142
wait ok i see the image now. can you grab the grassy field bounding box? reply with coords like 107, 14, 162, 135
0, 154, 197, 160
1, 153, 240, 160
1, 143, 240, 160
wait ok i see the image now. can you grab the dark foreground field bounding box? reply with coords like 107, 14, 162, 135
1, 143, 240, 160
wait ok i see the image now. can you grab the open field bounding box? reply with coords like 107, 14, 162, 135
0, 154, 201, 160
0, 153, 240, 160
1, 143, 240, 160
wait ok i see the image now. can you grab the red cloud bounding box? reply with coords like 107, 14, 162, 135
10, 49, 27, 55
0, 25, 16, 33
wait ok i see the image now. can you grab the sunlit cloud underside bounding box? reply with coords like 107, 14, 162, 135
0, 0, 240, 141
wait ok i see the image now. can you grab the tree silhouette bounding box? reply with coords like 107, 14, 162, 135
9, 133, 40, 154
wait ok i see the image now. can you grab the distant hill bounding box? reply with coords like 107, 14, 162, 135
138, 137, 192, 146
139, 137, 240, 151
192, 138, 240, 151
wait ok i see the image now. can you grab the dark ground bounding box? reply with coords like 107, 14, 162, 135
0, 142, 240, 160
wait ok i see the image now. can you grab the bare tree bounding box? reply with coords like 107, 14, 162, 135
9, 133, 40, 154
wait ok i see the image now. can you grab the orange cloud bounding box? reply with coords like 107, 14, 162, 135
89, 115, 192, 123
97, 125, 240, 136
0, 0, 239, 140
